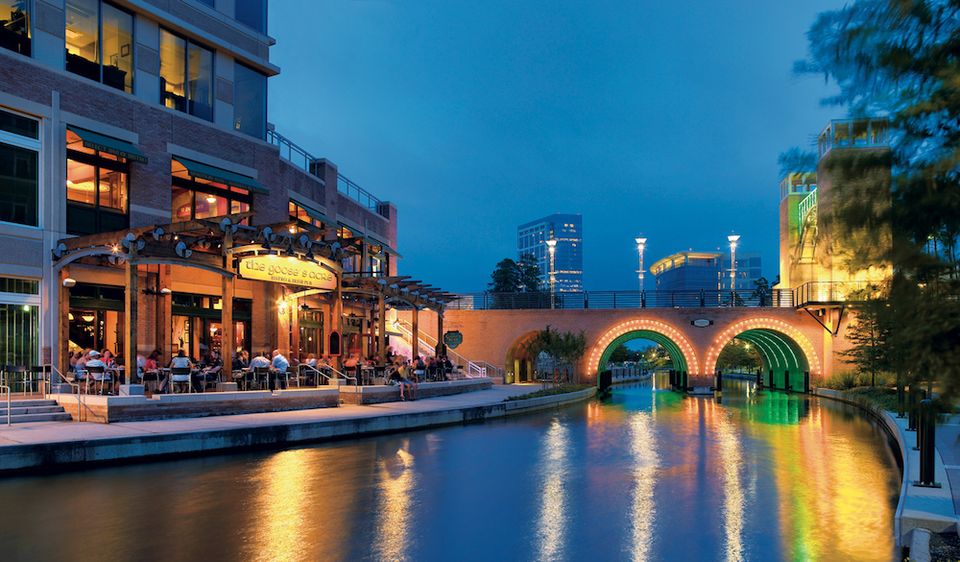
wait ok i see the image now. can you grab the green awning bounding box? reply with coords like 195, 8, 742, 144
364, 235, 402, 259
68, 126, 148, 163
174, 156, 268, 194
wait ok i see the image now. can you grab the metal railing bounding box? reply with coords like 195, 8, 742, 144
799, 188, 818, 226
337, 173, 387, 217
447, 289, 795, 310
267, 127, 389, 218
299, 364, 335, 386
266, 128, 321, 179
393, 319, 492, 378
326, 364, 359, 386
1, 385, 9, 426
45, 364, 84, 423
794, 281, 884, 307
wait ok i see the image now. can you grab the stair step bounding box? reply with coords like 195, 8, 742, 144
0, 405, 68, 416
1, 412, 72, 424
0, 399, 58, 408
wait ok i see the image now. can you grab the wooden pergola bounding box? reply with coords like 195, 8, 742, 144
51, 214, 347, 386
51, 215, 454, 386
340, 274, 458, 363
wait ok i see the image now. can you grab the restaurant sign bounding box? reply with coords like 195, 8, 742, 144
443, 330, 463, 349
239, 256, 337, 290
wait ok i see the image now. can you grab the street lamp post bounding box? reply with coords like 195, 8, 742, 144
727, 234, 740, 300
635, 237, 647, 307
546, 239, 557, 309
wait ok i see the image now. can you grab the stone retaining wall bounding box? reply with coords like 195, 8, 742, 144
53, 388, 340, 423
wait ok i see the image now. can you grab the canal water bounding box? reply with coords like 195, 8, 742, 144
0, 377, 899, 561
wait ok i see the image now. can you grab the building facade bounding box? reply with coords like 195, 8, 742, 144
516, 213, 582, 292
778, 118, 891, 294
650, 250, 762, 292
0, 0, 410, 374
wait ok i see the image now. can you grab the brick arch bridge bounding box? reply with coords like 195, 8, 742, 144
412, 306, 851, 387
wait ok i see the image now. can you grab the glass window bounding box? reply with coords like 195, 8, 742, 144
160, 29, 186, 112
0, 108, 37, 139
66, 0, 99, 81
234, 62, 266, 139
0, 303, 38, 368
171, 160, 251, 223
66, 130, 129, 234
160, 29, 213, 121
0, 0, 30, 56
187, 42, 213, 121
66, 1, 134, 93
0, 140, 38, 227
101, 3, 133, 93
235, 0, 266, 33
0, 276, 38, 295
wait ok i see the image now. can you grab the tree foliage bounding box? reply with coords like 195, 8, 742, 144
529, 326, 588, 383
798, 0, 960, 397
842, 298, 893, 387
716, 339, 762, 373
488, 253, 542, 293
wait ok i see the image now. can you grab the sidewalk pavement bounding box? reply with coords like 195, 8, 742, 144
0, 384, 543, 448
935, 414, 960, 515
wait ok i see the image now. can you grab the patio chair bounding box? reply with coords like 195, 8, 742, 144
86, 365, 109, 395
200, 366, 222, 392
253, 366, 270, 390
171, 367, 191, 394
285, 366, 301, 389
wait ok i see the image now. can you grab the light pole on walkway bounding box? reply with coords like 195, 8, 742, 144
546, 238, 557, 309
727, 233, 740, 293
635, 236, 647, 295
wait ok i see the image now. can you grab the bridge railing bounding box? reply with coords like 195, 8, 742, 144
446, 289, 795, 311
794, 281, 886, 307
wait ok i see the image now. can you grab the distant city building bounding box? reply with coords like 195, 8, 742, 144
650, 251, 762, 292
517, 213, 583, 292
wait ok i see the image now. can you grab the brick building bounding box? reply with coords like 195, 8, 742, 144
0, 0, 423, 379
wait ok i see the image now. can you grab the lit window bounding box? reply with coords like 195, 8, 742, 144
66, 129, 129, 234
0, 0, 30, 56
65, 0, 134, 93
160, 29, 213, 121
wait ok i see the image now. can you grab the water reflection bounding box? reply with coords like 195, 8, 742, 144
714, 405, 745, 562
536, 418, 570, 562
374, 440, 416, 562
628, 411, 658, 562
0, 378, 899, 562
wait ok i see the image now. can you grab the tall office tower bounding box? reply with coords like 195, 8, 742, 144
517, 213, 583, 292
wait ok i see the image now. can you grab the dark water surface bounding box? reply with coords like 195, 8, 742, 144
0, 377, 899, 561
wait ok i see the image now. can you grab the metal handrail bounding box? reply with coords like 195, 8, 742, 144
299, 364, 334, 386
395, 319, 472, 366
446, 289, 797, 310
44, 364, 84, 423
0, 385, 9, 426
327, 364, 359, 386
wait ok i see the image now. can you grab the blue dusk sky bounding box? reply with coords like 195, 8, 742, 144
268, 1, 842, 292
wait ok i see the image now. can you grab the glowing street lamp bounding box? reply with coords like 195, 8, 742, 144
635, 237, 647, 295
546, 238, 558, 309
727, 233, 741, 294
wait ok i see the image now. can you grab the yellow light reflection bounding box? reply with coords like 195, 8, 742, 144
255, 450, 315, 561
628, 411, 658, 562
374, 442, 416, 562
537, 418, 570, 562
715, 407, 745, 562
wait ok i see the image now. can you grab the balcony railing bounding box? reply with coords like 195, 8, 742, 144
446, 289, 795, 310
794, 281, 886, 307
267, 127, 389, 218
266, 128, 320, 182
337, 173, 385, 216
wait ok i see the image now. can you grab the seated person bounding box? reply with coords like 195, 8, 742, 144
165, 349, 193, 392
269, 349, 289, 390
389, 368, 415, 400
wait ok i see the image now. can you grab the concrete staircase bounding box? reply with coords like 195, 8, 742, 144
0, 399, 72, 423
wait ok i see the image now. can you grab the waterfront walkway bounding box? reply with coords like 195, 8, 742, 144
0, 384, 593, 472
